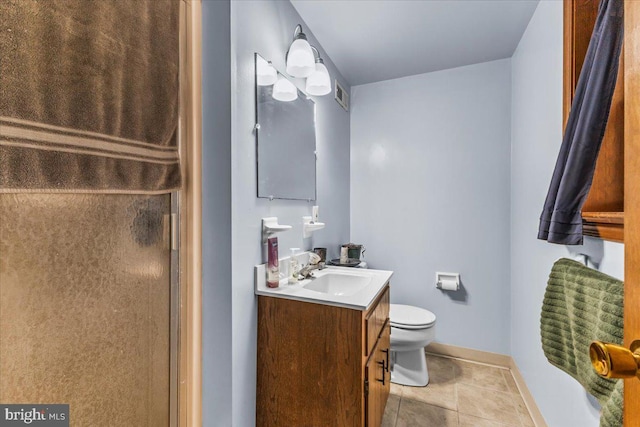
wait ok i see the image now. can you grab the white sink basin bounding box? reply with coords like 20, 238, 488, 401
303, 273, 372, 296
255, 262, 393, 310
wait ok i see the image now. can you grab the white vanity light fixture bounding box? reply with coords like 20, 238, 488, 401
256, 55, 277, 86
305, 46, 331, 96
286, 24, 315, 78
272, 75, 298, 102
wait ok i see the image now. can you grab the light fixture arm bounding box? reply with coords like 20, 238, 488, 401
292, 24, 306, 41
310, 46, 324, 64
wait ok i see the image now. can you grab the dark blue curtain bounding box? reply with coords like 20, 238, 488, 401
538, 0, 623, 245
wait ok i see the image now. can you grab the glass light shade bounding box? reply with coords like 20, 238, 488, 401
272, 76, 298, 102
256, 56, 277, 86
286, 38, 315, 78
305, 63, 331, 96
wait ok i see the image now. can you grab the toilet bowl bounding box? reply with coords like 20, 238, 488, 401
390, 304, 436, 387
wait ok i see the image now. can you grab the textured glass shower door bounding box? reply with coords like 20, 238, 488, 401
0, 193, 175, 426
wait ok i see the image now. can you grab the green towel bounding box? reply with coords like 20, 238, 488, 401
541, 258, 624, 427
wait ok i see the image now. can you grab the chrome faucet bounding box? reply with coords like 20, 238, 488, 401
298, 261, 326, 279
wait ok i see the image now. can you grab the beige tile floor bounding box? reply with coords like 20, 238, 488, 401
383, 354, 536, 427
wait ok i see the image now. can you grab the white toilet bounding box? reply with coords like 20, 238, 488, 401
390, 304, 437, 387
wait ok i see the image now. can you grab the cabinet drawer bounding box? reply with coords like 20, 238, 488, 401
365, 285, 389, 357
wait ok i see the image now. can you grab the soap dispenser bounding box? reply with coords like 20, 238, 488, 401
289, 248, 300, 284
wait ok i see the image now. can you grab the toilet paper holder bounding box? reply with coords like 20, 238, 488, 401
436, 272, 460, 291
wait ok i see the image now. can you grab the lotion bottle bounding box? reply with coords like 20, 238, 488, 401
289, 248, 299, 284
267, 237, 279, 288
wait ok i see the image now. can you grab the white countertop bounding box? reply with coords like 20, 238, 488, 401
254, 265, 393, 311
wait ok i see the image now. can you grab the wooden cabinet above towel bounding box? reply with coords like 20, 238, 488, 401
564, 0, 624, 243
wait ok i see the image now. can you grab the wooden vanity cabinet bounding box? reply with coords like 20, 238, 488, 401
256, 285, 390, 427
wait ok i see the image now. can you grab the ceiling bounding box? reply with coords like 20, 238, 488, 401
290, 0, 539, 86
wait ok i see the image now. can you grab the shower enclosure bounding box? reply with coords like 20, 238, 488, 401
0, 193, 179, 426
0, 0, 202, 424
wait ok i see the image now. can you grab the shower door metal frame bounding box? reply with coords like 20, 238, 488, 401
170, 192, 180, 427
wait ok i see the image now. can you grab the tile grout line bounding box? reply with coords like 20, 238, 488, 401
442, 354, 525, 426
506, 368, 535, 427
512, 383, 526, 427
502, 369, 525, 427
427, 345, 547, 427
388, 355, 532, 427
454, 381, 460, 426
393, 394, 399, 427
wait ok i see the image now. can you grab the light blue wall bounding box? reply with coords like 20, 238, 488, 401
350, 59, 512, 354
510, 2, 624, 426
206, 2, 625, 426
230, 1, 351, 425
202, 1, 232, 426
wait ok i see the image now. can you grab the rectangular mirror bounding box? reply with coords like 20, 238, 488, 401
255, 53, 317, 201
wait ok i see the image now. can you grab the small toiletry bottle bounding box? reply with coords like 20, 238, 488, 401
267, 237, 279, 288
340, 245, 349, 264
289, 248, 299, 284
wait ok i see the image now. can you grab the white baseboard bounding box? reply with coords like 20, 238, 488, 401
426, 342, 548, 427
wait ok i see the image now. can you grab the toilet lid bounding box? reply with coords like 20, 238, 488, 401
390, 304, 436, 329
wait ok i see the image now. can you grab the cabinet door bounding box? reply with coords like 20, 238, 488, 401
365, 321, 391, 427
564, 0, 624, 241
